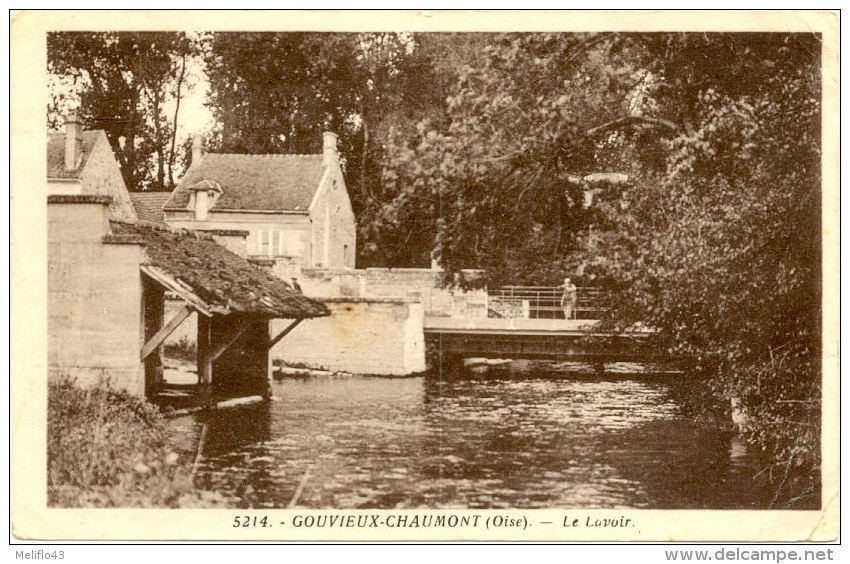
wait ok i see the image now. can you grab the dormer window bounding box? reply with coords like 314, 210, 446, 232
187, 179, 223, 221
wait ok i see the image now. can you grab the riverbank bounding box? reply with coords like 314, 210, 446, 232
47, 378, 228, 508
664, 370, 820, 510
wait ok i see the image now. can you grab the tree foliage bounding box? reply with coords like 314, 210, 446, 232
48, 32, 198, 191
47, 31, 824, 504
376, 33, 648, 272
378, 32, 822, 503
203, 31, 441, 244
591, 35, 822, 503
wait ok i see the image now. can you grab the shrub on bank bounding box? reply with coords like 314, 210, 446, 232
163, 336, 196, 362
47, 377, 224, 507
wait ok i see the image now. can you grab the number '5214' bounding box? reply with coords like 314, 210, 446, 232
233, 516, 271, 528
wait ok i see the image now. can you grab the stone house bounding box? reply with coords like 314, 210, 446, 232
47, 122, 328, 400
48, 194, 327, 401
163, 132, 356, 276
47, 115, 137, 223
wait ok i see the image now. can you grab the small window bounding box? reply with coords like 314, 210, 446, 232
277, 230, 304, 258
256, 229, 274, 256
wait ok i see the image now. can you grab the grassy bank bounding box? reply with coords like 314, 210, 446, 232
47, 377, 225, 508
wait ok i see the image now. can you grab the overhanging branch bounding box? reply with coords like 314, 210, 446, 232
563, 32, 619, 68
478, 115, 680, 166
585, 115, 681, 137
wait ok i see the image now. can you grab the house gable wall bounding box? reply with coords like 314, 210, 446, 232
309, 164, 356, 268
79, 132, 138, 223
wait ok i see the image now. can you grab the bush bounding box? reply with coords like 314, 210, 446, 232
163, 336, 196, 362
47, 377, 225, 507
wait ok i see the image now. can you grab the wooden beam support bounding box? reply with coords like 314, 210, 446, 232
141, 265, 217, 317
141, 305, 193, 361
208, 317, 253, 363
268, 319, 303, 349
197, 314, 213, 408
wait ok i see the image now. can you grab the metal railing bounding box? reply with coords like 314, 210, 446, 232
489, 285, 607, 320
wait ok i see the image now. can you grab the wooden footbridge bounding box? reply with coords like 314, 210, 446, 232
425, 285, 666, 374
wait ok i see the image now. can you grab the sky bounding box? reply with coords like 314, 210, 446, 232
168, 54, 215, 142
48, 51, 214, 148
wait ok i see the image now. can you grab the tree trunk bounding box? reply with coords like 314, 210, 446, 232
152, 88, 166, 190
167, 51, 187, 190
360, 104, 371, 202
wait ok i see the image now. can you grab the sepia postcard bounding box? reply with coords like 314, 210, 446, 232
10, 10, 839, 542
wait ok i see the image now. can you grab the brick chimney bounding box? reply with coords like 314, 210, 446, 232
192, 134, 205, 166
64, 114, 83, 171
322, 131, 338, 167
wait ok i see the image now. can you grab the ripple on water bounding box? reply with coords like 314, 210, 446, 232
168, 369, 774, 509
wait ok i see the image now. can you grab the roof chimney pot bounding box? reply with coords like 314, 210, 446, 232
64, 114, 83, 171
192, 134, 206, 166
322, 131, 338, 167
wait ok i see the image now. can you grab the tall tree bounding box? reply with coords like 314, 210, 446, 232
48, 32, 198, 191
204, 33, 320, 155
203, 32, 443, 265
378, 33, 651, 272
378, 32, 822, 503
585, 34, 822, 503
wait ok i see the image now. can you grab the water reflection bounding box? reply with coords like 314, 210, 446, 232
167, 367, 775, 509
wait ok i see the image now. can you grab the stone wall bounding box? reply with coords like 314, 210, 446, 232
423, 288, 488, 318
488, 297, 526, 318
162, 266, 486, 377
297, 267, 486, 318
48, 196, 145, 395
271, 299, 426, 376
364, 268, 440, 298
299, 267, 439, 299
164, 270, 434, 376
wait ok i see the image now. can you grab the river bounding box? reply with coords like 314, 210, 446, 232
166, 363, 776, 509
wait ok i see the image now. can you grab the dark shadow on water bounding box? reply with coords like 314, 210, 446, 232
165, 363, 805, 509
196, 403, 273, 458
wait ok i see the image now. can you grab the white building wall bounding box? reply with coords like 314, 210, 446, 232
309, 165, 356, 269
165, 211, 312, 265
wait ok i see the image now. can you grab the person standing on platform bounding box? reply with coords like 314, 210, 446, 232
560, 277, 577, 320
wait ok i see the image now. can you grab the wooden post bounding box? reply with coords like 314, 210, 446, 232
142, 277, 165, 398
263, 320, 273, 401
197, 314, 214, 408
141, 305, 193, 361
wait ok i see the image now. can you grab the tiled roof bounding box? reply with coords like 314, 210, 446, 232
165, 153, 325, 212
111, 221, 329, 319
47, 131, 102, 179
129, 192, 172, 223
